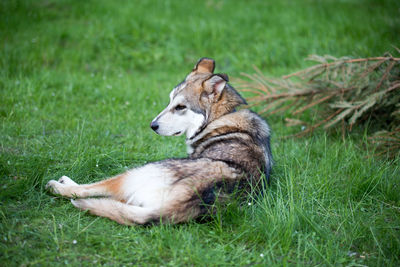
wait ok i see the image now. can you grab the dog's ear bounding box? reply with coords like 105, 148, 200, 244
218, 73, 229, 82
194, 57, 215, 73
203, 74, 226, 101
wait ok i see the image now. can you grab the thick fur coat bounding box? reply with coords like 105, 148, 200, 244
46, 58, 272, 225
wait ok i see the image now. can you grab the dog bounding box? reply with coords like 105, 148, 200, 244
46, 58, 272, 225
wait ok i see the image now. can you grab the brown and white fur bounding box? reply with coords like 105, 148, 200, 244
46, 58, 272, 225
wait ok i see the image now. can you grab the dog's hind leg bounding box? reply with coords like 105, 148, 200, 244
46, 173, 127, 199
71, 198, 157, 225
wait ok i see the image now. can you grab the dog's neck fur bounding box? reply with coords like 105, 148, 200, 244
186, 85, 246, 141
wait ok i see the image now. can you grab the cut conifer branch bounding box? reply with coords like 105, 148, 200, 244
236, 52, 400, 158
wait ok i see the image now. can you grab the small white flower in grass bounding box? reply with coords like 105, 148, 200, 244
301, 126, 306, 131
72, 240, 77, 244
248, 202, 251, 206
96, 164, 99, 167
260, 253, 264, 258
347, 251, 357, 257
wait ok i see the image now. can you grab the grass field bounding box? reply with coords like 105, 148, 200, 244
1, 0, 400, 265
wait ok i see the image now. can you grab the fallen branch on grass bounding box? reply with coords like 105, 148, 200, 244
236, 52, 400, 158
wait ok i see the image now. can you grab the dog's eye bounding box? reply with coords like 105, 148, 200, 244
175, 105, 187, 111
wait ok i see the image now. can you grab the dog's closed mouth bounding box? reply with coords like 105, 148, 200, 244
173, 131, 182, 136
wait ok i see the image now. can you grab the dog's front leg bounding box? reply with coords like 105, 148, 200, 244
46, 173, 126, 199
71, 198, 157, 225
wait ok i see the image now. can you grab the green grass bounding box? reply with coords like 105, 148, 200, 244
1, 0, 400, 265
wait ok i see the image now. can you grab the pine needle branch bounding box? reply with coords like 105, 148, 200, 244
236, 53, 400, 158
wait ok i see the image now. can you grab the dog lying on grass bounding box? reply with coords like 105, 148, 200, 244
46, 58, 272, 225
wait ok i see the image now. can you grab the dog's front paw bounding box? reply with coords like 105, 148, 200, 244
58, 175, 78, 186
46, 180, 63, 195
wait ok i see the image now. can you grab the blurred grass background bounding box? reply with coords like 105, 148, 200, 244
1, 0, 399, 265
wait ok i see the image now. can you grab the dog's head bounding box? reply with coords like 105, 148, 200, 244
151, 58, 246, 139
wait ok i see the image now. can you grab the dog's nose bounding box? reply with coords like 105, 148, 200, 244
150, 121, 159, 131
